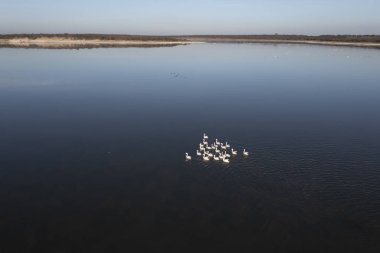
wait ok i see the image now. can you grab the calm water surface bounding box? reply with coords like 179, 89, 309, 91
1, 44, 380, 252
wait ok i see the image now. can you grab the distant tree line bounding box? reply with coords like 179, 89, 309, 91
1, 34, 380, 43
180, 34, 380, 43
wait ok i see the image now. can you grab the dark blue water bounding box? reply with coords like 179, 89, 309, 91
1, 44, 380, 252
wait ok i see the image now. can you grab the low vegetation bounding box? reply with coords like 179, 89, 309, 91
180, 34, 380, 43
1, 34, 379, 49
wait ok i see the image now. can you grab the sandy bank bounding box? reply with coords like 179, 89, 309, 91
0, 37, 191, 48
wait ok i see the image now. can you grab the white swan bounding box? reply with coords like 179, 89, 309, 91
220, 144, 226, 150
206, 146, 212, 150
225, 142, 230, 148
208, 153, 213, 158
215, 148, 220, 153
203, 154, 209, 161
185, 153, 191, 160
213, 155, 220, 161
222, 157, 230, 163
243, 149, 249, 156
196, 150, 202, 156
203, 133, 208, 139
224, 152, 230, 158
200, 147, 205, 151
215, 139, 220, 145
231, 148, 237, 155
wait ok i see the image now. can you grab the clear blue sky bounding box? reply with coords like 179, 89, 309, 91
1, 0, 379, 35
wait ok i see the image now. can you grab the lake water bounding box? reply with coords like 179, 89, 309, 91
1, 44, 380, 252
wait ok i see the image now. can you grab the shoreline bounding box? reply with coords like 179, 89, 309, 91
1, 36, 380, 49
0, 37, 191, 49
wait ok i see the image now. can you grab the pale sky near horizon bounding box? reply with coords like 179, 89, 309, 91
0, 0, 379, 35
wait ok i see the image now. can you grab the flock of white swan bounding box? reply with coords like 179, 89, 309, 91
185, 133, 249, 163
